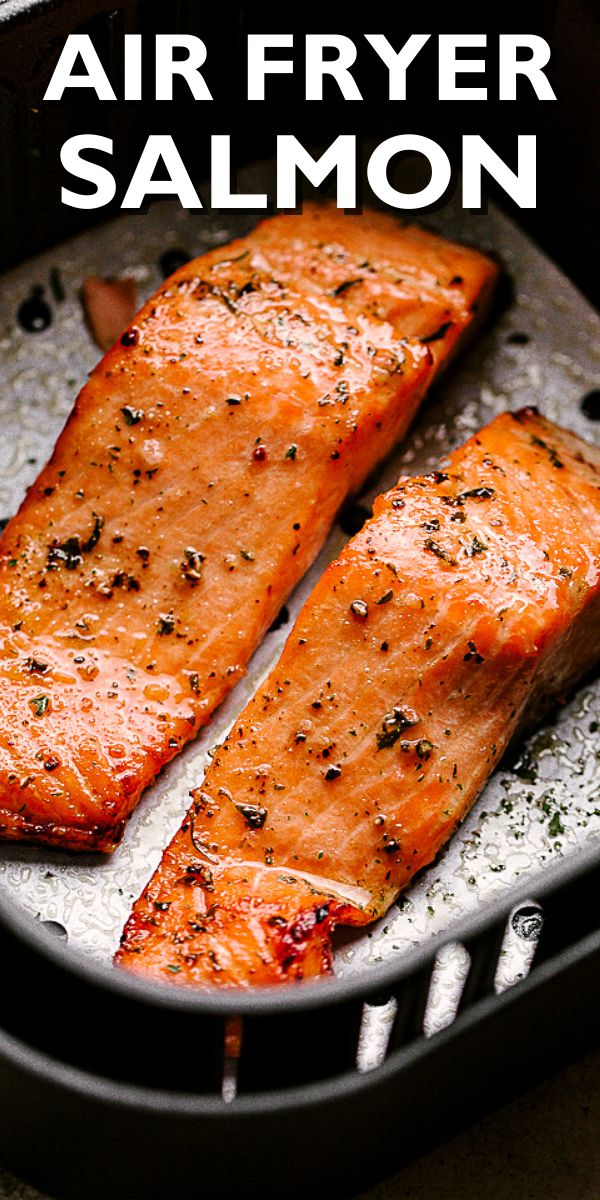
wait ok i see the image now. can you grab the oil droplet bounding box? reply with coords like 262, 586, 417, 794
41, 920, 68, 941
17, 288, 52, 333
109, 744, 126, 759
141, 438, 164, 467
581, 390, 600, 421
77, 664, 98, 681
339, 502, 371, 537
144, 682, 169, 703
268, 605, 289, 633
511, 905, 543, 941
159, 249, 190, 278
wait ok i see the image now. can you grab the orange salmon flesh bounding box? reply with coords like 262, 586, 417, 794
116, 410, 600, 987
0, 205, 496, 851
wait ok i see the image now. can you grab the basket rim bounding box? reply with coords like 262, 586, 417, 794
0, 832, 597, 1019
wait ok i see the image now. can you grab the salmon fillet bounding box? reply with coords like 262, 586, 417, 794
116, 409, 600, 986
0, 206, 497, 851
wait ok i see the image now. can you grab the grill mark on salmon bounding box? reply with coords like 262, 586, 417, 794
0, 205, 496, 851
116, 409, 600, 986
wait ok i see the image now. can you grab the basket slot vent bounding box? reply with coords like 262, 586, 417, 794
456, 920, 507, 1014
356, 998, 397, 1072
532, 859, 600, 967
387, 964, 432, 1052
423, 942, 471, 1036
221, 1016, 242, 1103
116, 1007, 225, 1093
236, 999, 364, 1093
221, 1055, 239, 1104
222, 1017, 242, 1099
494, 902, 543, 994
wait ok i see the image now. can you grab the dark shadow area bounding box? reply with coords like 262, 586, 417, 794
0, 0, 597, 307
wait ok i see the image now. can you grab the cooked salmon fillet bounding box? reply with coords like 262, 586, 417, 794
116, 409, 600, 986
0, 206, 497, 851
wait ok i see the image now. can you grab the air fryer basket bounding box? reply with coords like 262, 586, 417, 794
0, 144, 599, 1200
1, 840, 600, 1200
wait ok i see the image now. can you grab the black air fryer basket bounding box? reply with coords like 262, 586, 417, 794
1, 843, 600, 1200
0, 1, 599, 1197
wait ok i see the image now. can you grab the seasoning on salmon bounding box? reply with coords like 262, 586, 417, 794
116, 409, 600, 986
0, 205, 497, 852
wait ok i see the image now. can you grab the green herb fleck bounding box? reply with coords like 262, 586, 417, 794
416, 739, 434, 760
236, 803, 268, 830
531, 435, 564, 469
350, 599, 368, 620
465, 535, 488, 557
376, 707, 418, 750
424, 538, 457, 566
330, 279, 363, 297
455, 487, 495, 504
181, 547, 205, 586
157, 612, 175, 635
31, 695, 50, 718
120, 405, 144, 426
463, 640, 485, 664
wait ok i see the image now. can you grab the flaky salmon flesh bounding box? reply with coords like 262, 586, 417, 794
116, 409, 600, 987
0, 206, 497, 850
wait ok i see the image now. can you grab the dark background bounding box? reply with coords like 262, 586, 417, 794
0, 0, 598, 305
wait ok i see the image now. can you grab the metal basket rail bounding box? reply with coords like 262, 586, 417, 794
0, 839, 599, 1200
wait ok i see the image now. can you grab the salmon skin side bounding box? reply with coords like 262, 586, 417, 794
116, 409, 600, 987
0, 205, 497, 851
